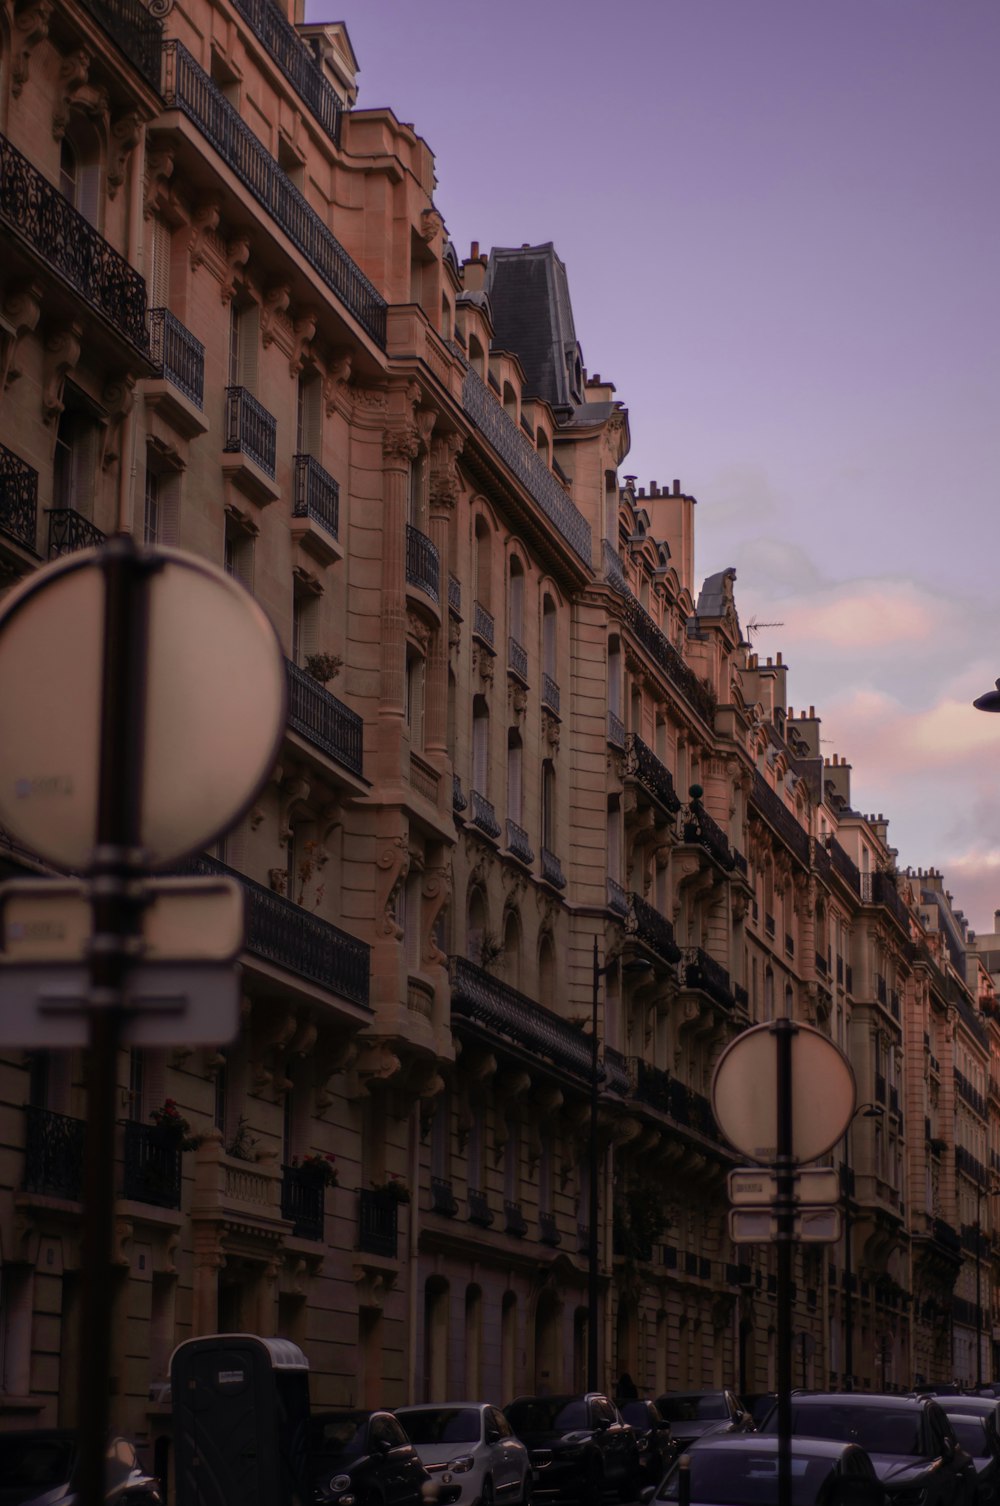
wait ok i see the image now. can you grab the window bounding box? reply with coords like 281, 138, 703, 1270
296, 372, 322, 458
53, 388, 101, 517
228, 302, 259, 392
143, 459, 179, 546
472, 697, 490, 795
59, 130, 101, 227
541, 761, 556, 851
607, 796, 622, 881
148, 216, 171, 310
608, 635, 622, 717
474, 517, 492, 610
468, 334, 485, 378
509, 556, 525, 645
405, 648, 425, 749
507, 730, 523, 824
542, 596, 557, 680
224, 513, 254, 590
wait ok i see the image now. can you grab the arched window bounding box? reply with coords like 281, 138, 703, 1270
607, 795, 622, 883
405, 646, 425, 749
296, 370, 322, 458
472, 696, 490, 797
507, 729, 523, 825
502, 382, 517, 423
541, 760, 556, 852
467, 886, 487, 966
539, 934, 556, 999
423, 1278, 449, 1402
59, 127, 101, 226
503, 909, 520, 989
501, 1292, 517, 1403
465, 1286, 483, 1397
537, 430, 550, 468
509, 555, 525, 647
605, 470, 618, 543
542, 595, 557, 681
474, 515, 492, 610
468, 334, 485, 378
608, 635, 622, 717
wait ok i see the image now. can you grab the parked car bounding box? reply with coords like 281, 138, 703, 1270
617, 1399, 676, 1487
305, 1410, 434, 1506
504, 1392, 640, 1506
943, 1402, 1000, 1506
395, 1403, 531, 1505
652, 1434, 886, 1505
758, 1392, 977, 1504
739, 1392, 778, 1430
0, 1432, 161, 1506
654, 1391, 751, 1453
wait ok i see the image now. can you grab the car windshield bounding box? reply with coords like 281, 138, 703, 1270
949, 1416, 988, 1456
507, 1399, 588, 1433
0, 1434, 75, 1488
398, 1409, 481, 1445
620, 1402, 653, 1427
658, 1395, 727, 1422
657, 1451, 830, 1504
307, 1416, 370, 1459
776, 1406, 922, 1457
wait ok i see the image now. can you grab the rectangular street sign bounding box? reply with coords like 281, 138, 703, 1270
0, 962, 241, 1046
797, 1206, 842, 1243
729, 1205, 842, 1245
728, 1166, 841, 1207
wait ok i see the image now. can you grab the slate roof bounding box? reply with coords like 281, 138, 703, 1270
484, 243, 585, 410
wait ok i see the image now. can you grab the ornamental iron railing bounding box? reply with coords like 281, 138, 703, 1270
508, 636, 528, 681
540, 848, 566, 889
293, 454, 339, 538
405, 523, 440, 602
0, 443, 38, 553
504, 1201, 528, 1237
682, 947, 734, 1010
539, 1211, 561, 1247
359, 1188, 398, 1257
230, 0, 343, 144
47, 508, 106, 559
541, 673, 560, 717
162, 43, 386, 345
452, 774, 468, 813
280, 1164, 325, 1240
224, 386, 277, 477
603, 1047, 630, 1096
0, 131, 148, 353
183, 851, 370, 1005
470, 790, 501, 840
450, 955, 594, 1082
472, 600, 495, 649
859, 869, 911, 933
625, 734, 680, 814
430, 1177, 459, 1216
467, 1188, 494, 1227
629, 1058, 672, 1114
683, 801, 736, 871
448, 574, 461, 615
749, 772, 810, 868
607, 709, 626, 749
622, 596, 716, 722
23, 1106, 85, 1200
77, 0, 162, 88
505, 820, 534, 866
122, 1121, 182, 1209
460, 366, 591, 564
286, 659, 363, 777
828, 837, 860, 891
149, 307, 205, 408
602, 538, 629, 595
628, 892, 681, 964
606, 877, 628, 917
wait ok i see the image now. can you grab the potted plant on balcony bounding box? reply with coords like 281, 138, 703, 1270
371, 1173, 410, 1204
149, 1099, 200, 1151
293, 1151, 339, 1187
303, 651, 343, 686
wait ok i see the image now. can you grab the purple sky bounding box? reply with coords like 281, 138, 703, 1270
307, 0, 1000, 933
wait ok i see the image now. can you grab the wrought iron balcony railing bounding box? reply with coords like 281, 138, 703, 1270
448, 573, 461, 615
602, 538, 629, 595
541, 673, 560, 717
162, 43, 386, 346
230, 0, 343, 145
628, 892, 681, 964
280, 1164, 325, 1240
606, 877, 628, 917
0, 443, 38, 554
293, 453, 340, 538
184, 852, 370, 1006
682, 947, 734, 1010
405, 523, 440, 602
603, 1047, 630, 1096
149, 308, 205, 408
0, 132, 148, 355
359, 1188, 398, 1257
286, 659, 363, 778
470, 790, 501, 840
47, 508, 106, 559
629, 1058, 672, 1114
508, 636, 528, 681
667, 1078, 721, 1141
607, 709, 626, 749
504, 1200, 528, 1237
506, 819, 534, 866
467, 1187, 494, 1227
122, 1121, 182, 1209
540, 847, 566, 890
749, 771, 810, 869
225, 386, 277, 477
450, 956, 594, 1083
539, 1211, 561, 1247
625, 734, 680, 814
77, 0, 162, 89
460, 366, 591, 565
430, 1177, 459, 1216
683, 801, 736, 871
859, 868, 911, 933
452, 773, 468, 813
827, 837, 860, 891
23, 1106, 84, 1201
472, 600, 495, 649
622, 596, 716, 723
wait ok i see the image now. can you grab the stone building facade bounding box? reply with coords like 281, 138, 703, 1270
0, 0, 998, 1475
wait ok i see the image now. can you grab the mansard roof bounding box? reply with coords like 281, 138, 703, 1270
485, 242, 585, 410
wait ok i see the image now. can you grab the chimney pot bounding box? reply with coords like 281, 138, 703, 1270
470, 240, 479, 260
673, 479, 681, 494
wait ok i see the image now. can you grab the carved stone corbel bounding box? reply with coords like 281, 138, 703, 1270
144, 146, 175, 219
420, 208, 445, 243
108, 111, 142, 199
375, 834, 410, 939
100, 374, 136, 468
382, 426, 421, 464
250, 1008, 298, 1093
421, 861, 452, 966
221, 233, 251, 304
344, 1039, 402, 1098
53, 49, 109, 140
354, 1264, 397, 1311
42, 323, 82, 424
189, 200, 221, 269
289, 309, 318, 376
12, 0, 52, 97
315, 1036, 359, 1114
1, 280, 44, 392
260, 283, 291, 347
322, 348, 353, 411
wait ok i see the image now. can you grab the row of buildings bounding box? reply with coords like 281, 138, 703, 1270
0, 0, 999, 1476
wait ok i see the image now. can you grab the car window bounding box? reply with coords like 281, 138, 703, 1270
398, 1409, 482, 1445
382, 1417, 410, 1449
657, 1451, 828, 1505
507, 1398, 588, 1433
658, 1395, 727, 1422
620, 1402, 650, 1427
949, 1415, 988, 1457
593, 1399, 616, 1426
308, 1416, 369, 1459
488, 1408, 512, 1438
0, 1435, 76, 1489
783, 1406, 922, 1457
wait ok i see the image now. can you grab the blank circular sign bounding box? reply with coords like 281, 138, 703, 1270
711, 1021, 856, 1164
0, 546, 286, 870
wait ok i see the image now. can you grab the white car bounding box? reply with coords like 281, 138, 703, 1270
395, 1402, 532, 1506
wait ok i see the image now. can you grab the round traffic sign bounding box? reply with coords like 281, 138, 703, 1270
0, 545, 287, 870
711, 1021, 856, 1164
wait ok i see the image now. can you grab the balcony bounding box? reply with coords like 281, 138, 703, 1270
0, 131, 148, 357
607, 709, 626, 749
149, 307, 205, 410
859, 869, 911, 933
47, 508, 106, 559
77, 0, 162, 89
666, 1079, 721, 1141
508, 636, 528, 681
622, 596, 716, 723
122, 1122, 182, 1209
460, 366, 591, 565
164, 44, 385, 347
452, 774, 468, 814
541, 673, 560, 717
602, 538, 629, 595
280, 1164, 325, 1240
286, 659, 364, 780
430, 1177, 459, 1216
625, 734, 680, 815
450, 955, 593, 1084
404, 522, 440, 603
683, 801, 736, 871
540, 848, 566, 890
0, 443, 38, 556
448, 574, 462, 616
230, 0, 343, 145
467, 1188, 494, 1228
749, 772, 810, 870
359, 1188, 398, 1257
224, 385, 277, 481
470, 790, 501, 840
539, 1211, 561, 1247
603, 1047, 630, 1096
628, 892, 681, 965
504, 1200, 528, 1237
683, 947, 735, 1010
606, 877, 628, 918
22, 1106, 84, 1201
184, 852, 370, 1006
291, 454, 340, 559
472, 601, 495, 650
505, 819, 534, 867
629, 1058, 672, 1114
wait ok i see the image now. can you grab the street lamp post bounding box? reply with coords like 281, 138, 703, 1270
842, 1102, 884, 1391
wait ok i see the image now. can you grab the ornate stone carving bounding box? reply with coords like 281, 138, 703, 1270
1, 280, 43, 391
405, 611, 431, 653
268, 867, 288, 897
382, 426, 420, 463
375, 834, 410, 938
351, 383, 388, 414
354, 1264, 397, 1311
429, 432, 463, 510
221, 233, 251, 304
108, 111, 141, 199
143, 146, 175, 220
100, 374, 136, 469
289, 310, 318, 376
321, 348, 353, 408
12, 0, 52, 96
420, 208, 445, 243
421, 862, 452, 966
189, 200, 221, 269
542, 708, 560, 751
53, 49, 109, 140
42, 323, 81, 424
260, 283, 291, 347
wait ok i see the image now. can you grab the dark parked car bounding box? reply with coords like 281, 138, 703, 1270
654, 1391, 751, 1453
504, 1392, 640, 1506
305, 1410, 433, 1506
653, 1435, 886, 1504
0, 1433, 161, 1506
944, 1402, 1000, 1506
758, 1392, 977, 1504
617, 1399, 676, 1487
740, 1392, 779, 1430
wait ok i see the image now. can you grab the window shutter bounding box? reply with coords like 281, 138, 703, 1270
158, 474, 180, 546
149, 218, 171, 309
77, 164, 101, 229
238, 305, 259, 393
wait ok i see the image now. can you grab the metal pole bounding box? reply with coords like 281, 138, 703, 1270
843, 1140, 854, 1392
588, 935, 600, 1392
774, 1016, 796, 1506
75, 537, 152, 1506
